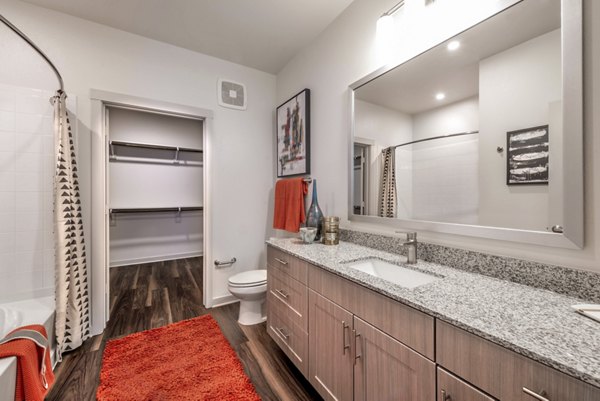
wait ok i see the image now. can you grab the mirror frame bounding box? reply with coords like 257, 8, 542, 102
348, 0, 583, 249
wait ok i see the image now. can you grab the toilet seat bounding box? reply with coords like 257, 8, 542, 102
228, 270, 267, 288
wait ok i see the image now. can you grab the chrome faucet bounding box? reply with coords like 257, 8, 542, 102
396, 230, 418, 264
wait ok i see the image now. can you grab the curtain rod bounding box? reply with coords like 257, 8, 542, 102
384, 131, 479, 152
0, 13, 64, 92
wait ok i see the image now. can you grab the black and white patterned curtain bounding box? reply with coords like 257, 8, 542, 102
379, 147, 397, 218
52, 91, 90, 360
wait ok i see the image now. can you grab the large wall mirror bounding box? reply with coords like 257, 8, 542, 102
349, 0, 583, 248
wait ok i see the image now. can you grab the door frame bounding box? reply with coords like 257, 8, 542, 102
90, 89, 213, 335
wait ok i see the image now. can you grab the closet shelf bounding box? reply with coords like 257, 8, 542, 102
109, 140, 203, 163
110, 140, 203, 153
109, 206, 203, 215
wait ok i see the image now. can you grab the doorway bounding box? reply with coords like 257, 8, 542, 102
353, 142, 370, 215
90, 90, 213, 335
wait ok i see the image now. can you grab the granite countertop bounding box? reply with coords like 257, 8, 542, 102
266, 238, 600, 388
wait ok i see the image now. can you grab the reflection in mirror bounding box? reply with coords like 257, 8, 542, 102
352, 0, 563, 232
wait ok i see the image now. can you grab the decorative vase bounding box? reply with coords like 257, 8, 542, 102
306, 179, 324, 241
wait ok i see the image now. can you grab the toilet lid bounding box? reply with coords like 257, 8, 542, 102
228, 270, 267, 287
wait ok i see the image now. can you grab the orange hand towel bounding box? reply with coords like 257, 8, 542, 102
273, 178, 308, 233
0, 324, 55, 401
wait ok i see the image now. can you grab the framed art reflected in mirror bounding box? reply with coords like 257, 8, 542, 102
506, 125, 549, 186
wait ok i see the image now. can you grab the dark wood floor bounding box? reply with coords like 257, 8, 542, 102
45, 257, 322, 401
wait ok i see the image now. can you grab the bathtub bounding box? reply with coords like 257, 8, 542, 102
0, 297, 55, 401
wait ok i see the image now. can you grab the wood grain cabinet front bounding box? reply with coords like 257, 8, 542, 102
266, 246, 310, 376
308, 289, 436, 401
308, 263, 434, 359
353, 316, 436, 401
436, 320, 600, 401
267, 246, 308, 284
267, 265, 308, 331
266, 298, 309, 376
308, 289, 354, 401
437, 367, 497, 401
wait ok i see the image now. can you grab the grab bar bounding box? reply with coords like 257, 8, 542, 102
214, 257, 237, 267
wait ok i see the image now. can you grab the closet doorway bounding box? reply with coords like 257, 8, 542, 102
90, 91, 213, 335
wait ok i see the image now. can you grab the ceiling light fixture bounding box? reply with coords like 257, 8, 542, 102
376, 0, 403, 63
447, 40, 461, 51
378, 0, 405, 24
435, 92, 446, 100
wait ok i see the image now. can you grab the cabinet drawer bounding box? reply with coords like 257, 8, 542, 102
436, 320, 600, 401
437, 368, 496, 401
267, 267, 308, 330
267, 246, 308, 284
308, 264, 434, 359
267, 299, 308, 376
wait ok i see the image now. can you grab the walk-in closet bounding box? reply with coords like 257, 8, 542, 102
106, 106, 204, 306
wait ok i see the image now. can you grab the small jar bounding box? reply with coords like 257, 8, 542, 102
322, 216, 340, 245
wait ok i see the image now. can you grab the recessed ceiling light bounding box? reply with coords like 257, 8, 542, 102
435, 92, 446, 100
447, 41, 461, 51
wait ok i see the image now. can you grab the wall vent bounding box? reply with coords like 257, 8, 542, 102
218, 79, 247, 110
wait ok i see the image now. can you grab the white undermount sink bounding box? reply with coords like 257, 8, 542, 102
345, 258, 440, 289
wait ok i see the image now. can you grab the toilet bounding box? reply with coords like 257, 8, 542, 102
227, 269, 268, 325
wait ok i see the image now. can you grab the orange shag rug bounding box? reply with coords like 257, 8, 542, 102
96, 315, 261, 401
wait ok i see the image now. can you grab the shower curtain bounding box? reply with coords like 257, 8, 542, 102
379, 147, 397, 218
52, 91, 90, 360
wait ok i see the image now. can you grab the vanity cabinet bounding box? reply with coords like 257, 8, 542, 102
266, 246, 600, 401
436, 320, 600, 401
308, 290, 435, 401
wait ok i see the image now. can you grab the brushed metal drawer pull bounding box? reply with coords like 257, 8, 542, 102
274, 257, 288, 266
441, 389, 450, 401
275, 289, 289, 298
353, 330, 362, 363
523, 387, 550, 401
342, 321, 350, 355
275, 326, 290, 341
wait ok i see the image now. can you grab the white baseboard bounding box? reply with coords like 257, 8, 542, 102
210, 294, 238, 308
110, 251, 203, 268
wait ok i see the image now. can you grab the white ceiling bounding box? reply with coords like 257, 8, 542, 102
22, 0, 354, 74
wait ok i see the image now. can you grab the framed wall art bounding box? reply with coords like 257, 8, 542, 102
506, 125, 549, 185
276, 89, 310, 177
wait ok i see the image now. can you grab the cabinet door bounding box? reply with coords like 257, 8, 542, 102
308, 290, 354, 401
353, 316, 435, 401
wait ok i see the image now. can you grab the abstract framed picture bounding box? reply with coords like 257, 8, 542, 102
506, 125, 549, 185
276, 88, 310, 178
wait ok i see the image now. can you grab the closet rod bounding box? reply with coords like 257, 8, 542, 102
0, 13, 64, 92
110, 140, 203, 153
109, 207, 203, 214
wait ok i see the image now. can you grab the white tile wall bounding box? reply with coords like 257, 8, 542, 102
411, 137, 479, 224
0, 83, 76, 302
